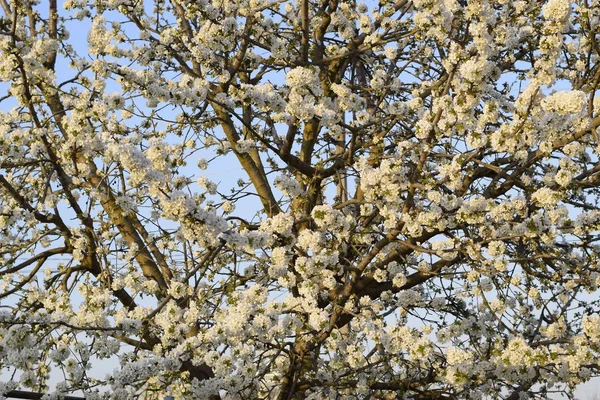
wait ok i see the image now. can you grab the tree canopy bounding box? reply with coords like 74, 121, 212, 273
1, 0, 600, 398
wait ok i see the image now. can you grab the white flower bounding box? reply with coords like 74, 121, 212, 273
260, 213, 295, 237
531, 187, 562, 207
235, 139, 254, 154
274, 174, 303, 197
88, 16, 111, 55
541, 91, 586, 115
197, 158, 208, 170
115, 195, 138, 216
554, 170, 572, 187
167, 281, 188, 299
197, 176, 218, 195
268, 247, 289, 278
222, 201, 235, 214
542, 0, 571, 21
528, 287, 540, 299
285, 67, 322, 95
384, 46, 397, 59
388, 271, 406, 291
446, 347, 473, 366
583, 315, 600, 341
398, 289, 422, 307
541, 318, 566, 338
479, 277, 493, 292
500, 337, 533, 366
331, 83, 365, 112
487, 241, 505, 258
311, 205, 349, 232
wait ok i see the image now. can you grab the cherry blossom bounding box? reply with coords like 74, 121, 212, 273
1, 0, 600, 398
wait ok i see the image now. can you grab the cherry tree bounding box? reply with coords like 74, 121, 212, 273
1, 0, 600, 398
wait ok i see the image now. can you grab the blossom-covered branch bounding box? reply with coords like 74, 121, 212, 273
1, 0, 600, 398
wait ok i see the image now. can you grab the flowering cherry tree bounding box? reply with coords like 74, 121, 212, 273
1, 0, 600, 398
